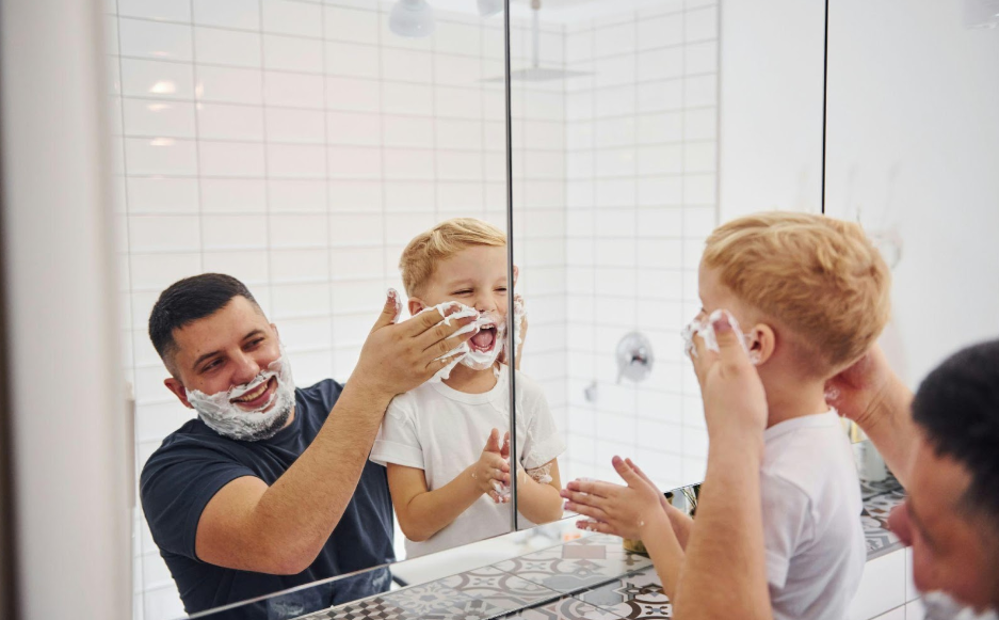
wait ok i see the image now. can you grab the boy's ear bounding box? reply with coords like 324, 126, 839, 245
408, 297, 427, 317
513, 265, 519, 286
749, 323, 776, 366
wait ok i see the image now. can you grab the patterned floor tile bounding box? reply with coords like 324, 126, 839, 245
377, 580, 505, 620
493, 534, 652, 593
862, 490, 906, 558
499, 597, 624, 620
440, 566, 562, 611
575, 566, 671, 620
859, 472, 903, 500
298, 595, 409, 620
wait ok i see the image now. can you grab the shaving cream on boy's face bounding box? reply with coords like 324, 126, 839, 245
418, 301, 520, 382
681, 308, 761, 364
185, 351, 296, 441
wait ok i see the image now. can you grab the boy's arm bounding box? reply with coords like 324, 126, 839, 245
386, 464, 484, 543
514, 458, 564, 524
387, 428, 511, 543
640, 509, 686, 601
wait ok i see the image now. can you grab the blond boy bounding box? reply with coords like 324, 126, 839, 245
370, 218, 565, 558
564, 212, 891, 620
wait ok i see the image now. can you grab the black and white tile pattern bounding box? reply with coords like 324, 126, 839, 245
493, 534, 653, 594
575, 566, 672, 619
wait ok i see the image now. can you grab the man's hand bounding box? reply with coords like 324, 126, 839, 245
825, 343, 916, 485
825, 343, 899, 426
349, 290, 477, 399
470, 429, 510, 503
689, 310, 768, 442
561, 456, 666, 540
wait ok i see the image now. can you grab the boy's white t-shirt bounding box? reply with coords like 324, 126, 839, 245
762, 410, 866, 620
369, 365, 565, 558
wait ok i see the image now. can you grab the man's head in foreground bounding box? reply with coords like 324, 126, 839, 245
893, 339, 999, 613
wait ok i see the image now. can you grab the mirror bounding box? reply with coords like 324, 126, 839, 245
107, 1, 516, 618
508, 0, 724, 527
509, 0, 832, 530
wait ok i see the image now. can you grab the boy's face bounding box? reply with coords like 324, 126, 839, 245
409, 244, 511, 359
695, 262, 769, 364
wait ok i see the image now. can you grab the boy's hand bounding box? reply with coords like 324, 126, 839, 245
471, 429, 510, 502
561, 456, 665, 540
350, 291, 477, 399
689, 310, 768, 441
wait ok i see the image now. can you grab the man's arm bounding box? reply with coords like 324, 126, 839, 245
826, 345, 916, 485
195, 297, 477, 574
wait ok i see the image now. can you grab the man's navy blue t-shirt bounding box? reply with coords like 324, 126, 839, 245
139, 380, 394, 618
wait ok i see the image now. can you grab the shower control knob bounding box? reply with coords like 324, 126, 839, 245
616, 332, 654, 383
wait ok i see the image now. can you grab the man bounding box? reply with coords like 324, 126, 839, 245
140, 274, 478, 618
681, 319, 999, 619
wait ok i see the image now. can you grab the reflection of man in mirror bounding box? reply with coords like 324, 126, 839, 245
140, 273, 476, 618
370, 218, 565, 558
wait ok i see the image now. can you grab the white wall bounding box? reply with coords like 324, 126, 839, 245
825, 0, 999, 387
718, 0, 826, 221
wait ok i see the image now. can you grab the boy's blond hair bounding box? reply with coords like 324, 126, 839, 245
400, 217, 506, 296
703, 212, 891, 374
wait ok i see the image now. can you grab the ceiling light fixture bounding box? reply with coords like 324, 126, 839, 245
389, 0, 436, 38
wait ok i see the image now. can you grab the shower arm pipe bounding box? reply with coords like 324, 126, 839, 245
531, 0, 540, 68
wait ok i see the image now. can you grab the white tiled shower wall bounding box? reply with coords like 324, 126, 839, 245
518, 0, 719, 495
107, 0, 714, 617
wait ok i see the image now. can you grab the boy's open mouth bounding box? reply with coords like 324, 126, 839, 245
230, 376, 277, 411
469, 324, 498, 353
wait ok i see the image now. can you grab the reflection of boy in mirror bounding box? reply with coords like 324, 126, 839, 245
370, 218, 565, 558
140, 273, 477, 617
564, 212, 892, 620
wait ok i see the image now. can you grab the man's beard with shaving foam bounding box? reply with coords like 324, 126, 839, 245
185, 352, 296, 442
920, 591, 997, 620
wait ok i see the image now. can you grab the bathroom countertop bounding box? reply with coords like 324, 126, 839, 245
302, 484, 907, 620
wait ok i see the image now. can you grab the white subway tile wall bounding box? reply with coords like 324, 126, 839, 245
545, 0, 719, 496
109, 0, 716, 616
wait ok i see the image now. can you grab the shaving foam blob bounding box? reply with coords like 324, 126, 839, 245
419, 301, 511, 380
681, 309, 760, 365
186, 349, 296, 442
921, 591, 997, 620
419, 302, 479, 382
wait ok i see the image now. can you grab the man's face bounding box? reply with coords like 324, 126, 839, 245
891, 435, 999, 611
409, 245, 510, 358
164, 296, 282, 412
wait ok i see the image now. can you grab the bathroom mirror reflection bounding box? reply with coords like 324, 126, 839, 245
508, 0, 723, 528
107, 1, 520, 618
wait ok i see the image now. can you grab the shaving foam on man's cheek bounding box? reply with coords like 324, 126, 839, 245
921, 591, 998, 620
185, 349, 296, 442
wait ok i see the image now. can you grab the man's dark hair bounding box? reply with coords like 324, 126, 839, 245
912, 339, 999, 521
148, 273, 260, 369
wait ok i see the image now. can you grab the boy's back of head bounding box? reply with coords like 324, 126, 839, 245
703, 211, 891, 377
400, 217, 506, 297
